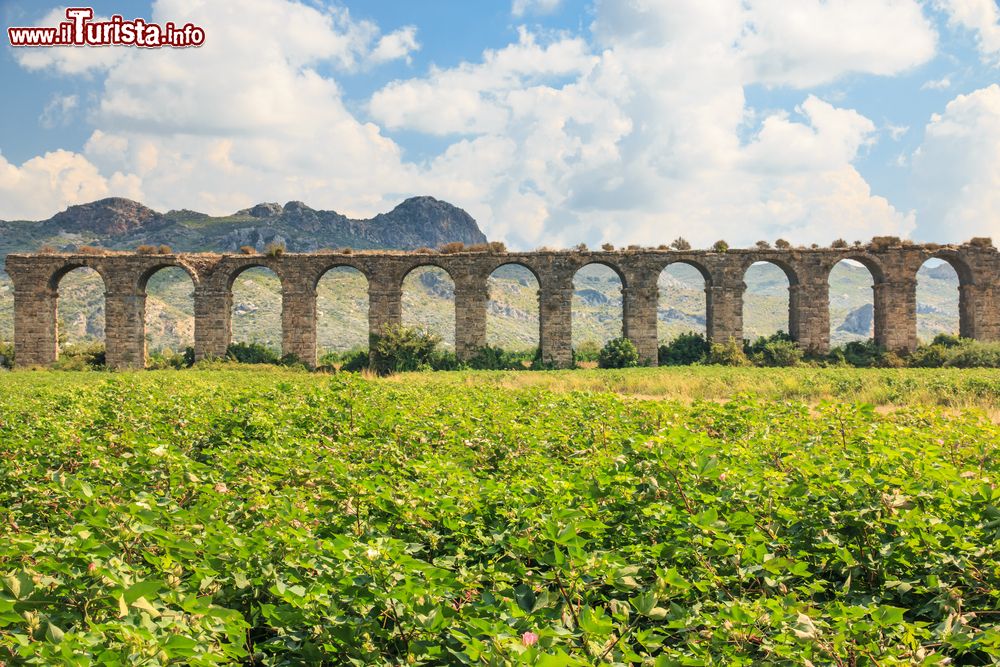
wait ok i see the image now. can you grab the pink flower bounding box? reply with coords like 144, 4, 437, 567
522, 631, 539, 647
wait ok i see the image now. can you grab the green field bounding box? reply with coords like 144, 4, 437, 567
1, 368, 998, 664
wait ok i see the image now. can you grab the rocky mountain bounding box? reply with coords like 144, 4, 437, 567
838, 303, 873, 336
0, 196, 487, 256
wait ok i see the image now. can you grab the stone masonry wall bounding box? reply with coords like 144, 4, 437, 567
6, 239, 998, 369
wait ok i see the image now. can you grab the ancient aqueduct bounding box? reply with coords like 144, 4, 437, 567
5, 237, 1000, 369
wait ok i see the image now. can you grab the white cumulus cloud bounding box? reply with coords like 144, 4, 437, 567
912, 84, 1000, 241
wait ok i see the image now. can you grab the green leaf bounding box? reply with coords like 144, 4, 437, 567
1, 572, 34, 601
630, 591, 657, 616
45, 622, 64, 644
871, 605, 906, 627
131, 596, 161, 618
124, 579, 161, 604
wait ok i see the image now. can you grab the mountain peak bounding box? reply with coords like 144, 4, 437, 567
49, 198, 162, 235
372, 196, 487, 247
237, 202, 284, 218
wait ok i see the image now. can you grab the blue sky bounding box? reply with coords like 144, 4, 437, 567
1, 0, 999, 249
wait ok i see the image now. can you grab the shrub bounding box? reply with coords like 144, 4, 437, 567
712, 240, 729, 252
147, 347, 195, 370
467, 345, 522, 370
265, 242, 285, 257
136, 245, 157, 254
775, 238, 791, 249
828, 339, 885, 368
658, 332, 708, 366
340, 349, 370, 372
488, 241, 507, 253
943, 341, 1000, 368
226, 342, 281, 365
745, 331, 801, 367
670, 237, 692, 251
430, 349, 464, 371
53, 342, 106, 370
466, 243, 490, 252
339, 247, 353, 254
370, 325, 442, 375
597, 337, 640, 369
0, 342, 13, 369
39, 244, 57, 254
831, 238, 849, 248
529, 353, 557, 370
932, 333, 963, 348
240, 246, 256, 255
77, 245, 103, 254
573, 340, 602, 363
439, 242, 465, 254
755, 240, 771, 250
760, 339, 802, 367
706, 338, 749, 366
601, 243, 615, 252
878, 351, 906, 368
908, 344, 949, 368
574, 243, 589, 252
158, 245, 172, 254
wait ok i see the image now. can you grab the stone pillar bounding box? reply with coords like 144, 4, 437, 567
368, 276, 402, 343
194, 287, 232, 360
705, 283, 744, 345
13, 287, 58, 368
789, 280, 830, 354
538, 282, 573, 368
622, 284, 659, 365
104, 290, 147, 370
454, 276, 488, 361
282, 281, 317, 367
873, 279, 917, 353
959, 283, 999, 341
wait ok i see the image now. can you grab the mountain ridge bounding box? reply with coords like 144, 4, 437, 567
0, 195, 488, 256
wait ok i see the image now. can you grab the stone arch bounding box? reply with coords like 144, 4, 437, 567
316, 264, 370, 357
916, 256, 962, 341
48, 260, 111, 293
53, 265, 107, 357
657, 259, 710, 344
572, 261, 625, 356
486, 262, 540, 352
827, 259, 878, 346
136, 260, 200, 293
0, 269, 13, 347
742, 259, 794, 341
401, 263, 456, 348
140, 264, 196, 362
230, 264, 283, 354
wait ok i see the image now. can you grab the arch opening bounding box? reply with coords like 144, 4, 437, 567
0, 270, 12, 351
828, 259, 875, 346
143, 266, 195, 366
230, 266, 283, 356
55, 266, 106, 365
916, 258, 960, 342
317, 266, 369, 362
742, 261, 790, 341
487, 263, 540, 353
572, 263, 624, 362
657, 262, 707, 344
402, 266, 455, 348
